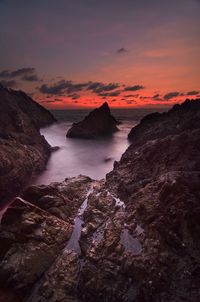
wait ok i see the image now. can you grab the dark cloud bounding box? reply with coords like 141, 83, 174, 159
39, 80, 72, 95
0, 79, 17, 88
125, 94, 139, 98
139, 96, 150, 100
39, 80, 88, 95
186, 90, 199, 96
67, 83, 88, 94
124, 85, 145, 91
99, 90, 121, 97
152, 93, 164, 101
68, 93, 80, 100
22, 74, 40, 82
87, 82, 103, 90
164, 92, 180, 100
117, 48, 127, 54
0, 68, 35, 78
87, 82, 120, 94
42, 98, 63, 103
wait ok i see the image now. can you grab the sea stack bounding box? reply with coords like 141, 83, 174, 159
66, 102, 119, 139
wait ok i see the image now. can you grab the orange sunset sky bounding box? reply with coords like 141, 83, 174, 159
0, 0, 199, 108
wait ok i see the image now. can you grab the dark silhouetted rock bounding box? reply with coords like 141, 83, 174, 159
0, 84, 56, 205
128, 98, 200, 144
66, 102, 119, 139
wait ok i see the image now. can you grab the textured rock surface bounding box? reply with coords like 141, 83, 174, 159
0, 197, 72, 300
0, 84, 56, 205
0, 99, 200, 301
128, 98, 200, 144
67, 102, 119, 139
22, 175, 93, 222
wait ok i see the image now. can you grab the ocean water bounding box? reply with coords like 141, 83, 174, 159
34, 108, 167, 184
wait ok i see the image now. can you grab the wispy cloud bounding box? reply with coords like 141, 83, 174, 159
186, 90, 199, 96
0, 68, 35, 78
117, 47, 127, 54
164, 92, 180, 100
124, 85, 145, 91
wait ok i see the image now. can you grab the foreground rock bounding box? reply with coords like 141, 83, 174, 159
0, 84, 56, 206
0, 176, 94, 301
66, 102, 119, 139
1, 99, 200, 301
0, 197, 72, 300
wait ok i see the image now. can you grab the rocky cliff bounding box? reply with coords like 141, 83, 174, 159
0, 99, 200, 302
0, 84, 56, 206
67, 102, 119, 139
128, 98, 200, 144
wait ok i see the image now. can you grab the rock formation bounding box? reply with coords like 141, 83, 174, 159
0, 98, 200, 301
0, 84, 56, 206
128, 98, 200, 144
66, 102, 119, 139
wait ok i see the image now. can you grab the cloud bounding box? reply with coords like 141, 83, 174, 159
99, 90, 121, 97
87, 82, 103, 90
0, 68, 35, 78
124, 85, 145, 91
0, 79, 17, 88
67, 83, 88, 94
88, 82, 120, 94
22, 74, 40, 82
126, 100, 136, 104
152, 93, 164, 101
42, 98, 63, 103
117, 48, 127, 54
39, 80, 72, 95
186, 90, 199, 96
125, 94, 139, 98
164, 92, 180, 100
68, 93, 80, 100
39, 80, 88, 95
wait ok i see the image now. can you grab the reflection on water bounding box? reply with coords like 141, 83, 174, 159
34, 121, 134, 184
120, 229, 142, 255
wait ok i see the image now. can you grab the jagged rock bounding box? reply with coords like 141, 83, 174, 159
105, 99, 200, 301
1, 98, 200, 302
66, 102, 119, 139
0, 197, 72, 299
22, 175, 93, 222
0, 84, 56, 205
128, 98, 200, 144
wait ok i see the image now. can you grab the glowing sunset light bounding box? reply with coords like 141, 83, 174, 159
0, 0, 199, 108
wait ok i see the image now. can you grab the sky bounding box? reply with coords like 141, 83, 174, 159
0, 0, 200, 108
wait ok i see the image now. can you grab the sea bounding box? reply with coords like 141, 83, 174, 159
33, 108, 168, 185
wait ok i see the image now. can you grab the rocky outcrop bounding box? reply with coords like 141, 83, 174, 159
128, 98, 200, 144
1, 98, 200, 301
66, 102, 119, 139
105, 99, 200, 301
0, 84, 56, 206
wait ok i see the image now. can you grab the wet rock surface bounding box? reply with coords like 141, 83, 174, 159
1, 99, 200, 301
66, 102, 119, 139
0, 84, 56, 205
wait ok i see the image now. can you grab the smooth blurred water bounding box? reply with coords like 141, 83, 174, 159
34, 108, 167, 184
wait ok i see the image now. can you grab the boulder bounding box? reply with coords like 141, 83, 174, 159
66, 102, 119, 139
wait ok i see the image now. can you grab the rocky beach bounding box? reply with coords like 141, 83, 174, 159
0, 86, 200, 301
